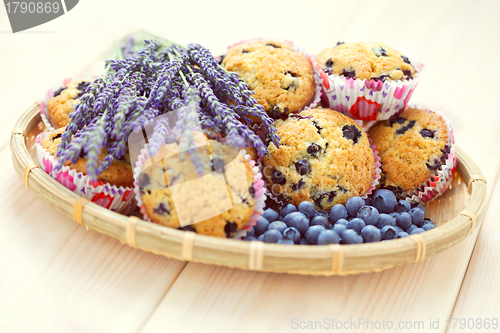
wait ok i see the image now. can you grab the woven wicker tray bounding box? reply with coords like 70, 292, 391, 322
10, 102, 488, 275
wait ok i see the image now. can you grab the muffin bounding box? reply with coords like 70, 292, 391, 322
138, 138, 257, 238
311, 42, 422, 121
40, 127, 134, 188
316, 42, 415, 82
368, 107, 455, 201
36, 128, 136, 214
222, 40, 315, 119
263, 108, 375, 210
47, 80, 90, 128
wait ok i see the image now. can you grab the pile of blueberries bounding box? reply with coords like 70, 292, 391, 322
243, 189, 436, 245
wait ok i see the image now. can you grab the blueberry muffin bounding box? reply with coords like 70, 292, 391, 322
47, 80, 90, 128
222, 40, 315, 119
263, 108, 375, 210
139, 138, 256, 238
316, 42, 415, 82
368, 107, 452, 196
41, 127, 134, 188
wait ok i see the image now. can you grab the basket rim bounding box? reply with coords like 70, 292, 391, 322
10, 102, 488, 275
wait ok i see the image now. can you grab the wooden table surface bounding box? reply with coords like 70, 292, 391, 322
1, 0, 500, 332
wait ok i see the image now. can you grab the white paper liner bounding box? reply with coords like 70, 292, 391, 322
309, 54, 424, 121
40, 77, 94, 132
132, 144, 265, 239
402, 104, 456, 203
35, 132, 137, 215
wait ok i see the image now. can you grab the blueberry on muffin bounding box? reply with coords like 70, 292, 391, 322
222, 40, 315, 119
316, 42, 415, 82
263, 108, 375, 210
47, 80, 90, 128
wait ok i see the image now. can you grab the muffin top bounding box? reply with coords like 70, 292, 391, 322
41, 127, 134, 188
316, 42, 415, 81
139, 138, 256, 237
222, 40, 315, 119
47, 80, 90, 128
263, 108, 374, 210
368, 107, 451, 193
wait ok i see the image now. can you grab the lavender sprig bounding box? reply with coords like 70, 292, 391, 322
56, 34, 281, 183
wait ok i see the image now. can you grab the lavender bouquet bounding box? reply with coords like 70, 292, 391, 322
55, 32, 279, 180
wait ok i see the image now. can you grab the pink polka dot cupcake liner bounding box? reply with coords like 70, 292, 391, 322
132, 144, 266, 239
309, 55, 424, 121
35, 131, 137, 215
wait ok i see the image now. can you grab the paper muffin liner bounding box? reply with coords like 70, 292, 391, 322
132, 144, 265, 239
35, 132, 137, 215
259, 142, 381, 207
400, 104, 456, 203
309, 55, 424, 121
40, 77, 94, 132
222, 38, 321, 112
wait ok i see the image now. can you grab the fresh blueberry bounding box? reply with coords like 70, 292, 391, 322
396, 200, 411, 213
283, 212, 309, 233
298, 201, 316, 219
346, 196, 365, 216
394, 226, 404, 233
372, 189, 397, 213
377, 213, 396, 228
316, 209, 329, 217
277, 238, 294, 245
396, 212, 412, 230
341, 229, 363, 244
242, 236, 258, 241
254, 217, 270, 236
361, 225, 381, 243
330, 204, 348, 223
357, 206, 379, 225
263, 208, 279, 222
364, 197, 371, 206
317, 230, 340, 245
389, 212, 400, 219
397, 232, 409, 238
380, 226, 397, 240
348, 218, 366, 233
280, 203, 297, 218
411, 228, 425, 234
269, 221, 287, 234
415, 203, 427, 216
409, 208, 425, 227
300, 238, 310, 245
333, 223, 347, 236
283, 227, 301, 243
336, 218, 349, 226
247, 227, 255, 237
422, 223, 435, 231
406, 225, 418, 234
305, 225, 326, 244
263, 229, 283, 243
310, 215, 330, 228
257, 235, 264, 241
